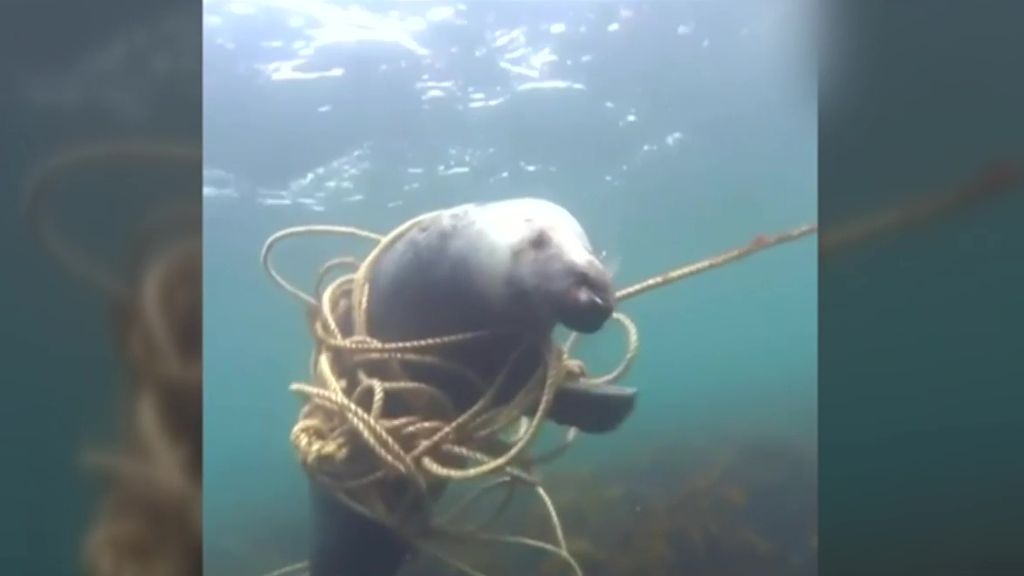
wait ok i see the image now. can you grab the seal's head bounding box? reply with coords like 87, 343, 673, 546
364, 197, 635, 435
522, 229, 614, 334
470, 198, 615, 334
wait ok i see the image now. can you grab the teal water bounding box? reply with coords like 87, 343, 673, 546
1, 4, 199, 574
203, 1, 816, 574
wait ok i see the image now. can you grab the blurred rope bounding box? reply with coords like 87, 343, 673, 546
23, 141, 202, 576
260, 210, 816, 576
820, 158, 1024, 259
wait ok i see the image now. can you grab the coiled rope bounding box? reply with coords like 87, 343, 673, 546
260, 214, 817, 576
23, 141, 202, 576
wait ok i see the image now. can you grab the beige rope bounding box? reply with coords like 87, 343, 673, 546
614, 224, 818, 301
819, 159, 1024, 259
23, 141, 202, 576
22, 141, 201, 300
261, 210, 818, 576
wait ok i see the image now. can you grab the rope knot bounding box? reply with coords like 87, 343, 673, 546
563, 359, 587, 381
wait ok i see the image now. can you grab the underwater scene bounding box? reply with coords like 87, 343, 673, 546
203, 2, 816, 576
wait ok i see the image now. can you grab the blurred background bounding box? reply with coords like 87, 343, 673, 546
0, 1, 200, 575
818, 3, 1024, 574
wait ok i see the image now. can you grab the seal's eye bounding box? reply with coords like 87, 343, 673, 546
529, 230, 551, 251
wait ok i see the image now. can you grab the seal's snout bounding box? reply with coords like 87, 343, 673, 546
579, 288, 614, 330
560, 263, 615, 334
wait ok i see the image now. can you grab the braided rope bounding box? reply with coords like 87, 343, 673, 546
260, 210, 817, 576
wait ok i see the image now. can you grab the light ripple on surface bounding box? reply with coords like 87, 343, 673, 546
203, 1, 790, 214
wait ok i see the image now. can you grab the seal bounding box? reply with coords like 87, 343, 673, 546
309, 198, 636, 576
362, 197, 637, 433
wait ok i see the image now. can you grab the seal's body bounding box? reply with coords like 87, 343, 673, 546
363, 197, 636, 432
311, 198, 636, 576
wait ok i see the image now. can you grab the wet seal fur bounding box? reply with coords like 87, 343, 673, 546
363, 197, 637, 433
310, 198, 636, 576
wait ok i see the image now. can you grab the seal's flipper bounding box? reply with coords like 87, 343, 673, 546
309, 480, 410, 576
546, 381, 637, 433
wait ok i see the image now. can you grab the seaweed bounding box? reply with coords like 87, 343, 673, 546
410, 439, 817, 576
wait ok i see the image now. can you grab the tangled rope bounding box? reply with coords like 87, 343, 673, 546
261, 212, 817, 576
23, 141, 202, 576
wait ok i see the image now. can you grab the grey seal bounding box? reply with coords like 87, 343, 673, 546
310, 197, 637, 576
361, 197, 636, 433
